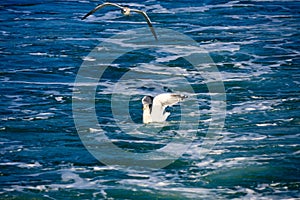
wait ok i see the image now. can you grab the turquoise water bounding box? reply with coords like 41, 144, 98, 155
1, 0, 299, 199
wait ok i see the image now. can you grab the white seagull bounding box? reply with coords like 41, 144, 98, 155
142, 93, 188, 124
82, 2, 158, 41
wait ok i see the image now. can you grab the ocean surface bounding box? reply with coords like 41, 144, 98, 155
1, 0, 300, 199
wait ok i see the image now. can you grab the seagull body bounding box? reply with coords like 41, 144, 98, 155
142, 93, 187, 124
82, 2, 158, 41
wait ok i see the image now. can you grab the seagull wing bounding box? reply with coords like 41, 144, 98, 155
153, 93, 187, 108
131, 9, 158, 41
151, 93, 187, 122
82, 2, 124, 20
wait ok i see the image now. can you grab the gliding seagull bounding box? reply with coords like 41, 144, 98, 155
142, 93, 188, 124
82, 2, 158, 41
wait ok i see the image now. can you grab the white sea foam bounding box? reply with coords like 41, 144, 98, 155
256, 123, 277, 127
169, 1, 254, 14
55, 96, 64, 102
0, 161, 42, 168
29, 52, 68, 58
227, 99, 282, 115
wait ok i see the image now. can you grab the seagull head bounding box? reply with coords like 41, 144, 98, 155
122, 7, 131, 16
142, 96, 153, 112
142, 96, 153, 105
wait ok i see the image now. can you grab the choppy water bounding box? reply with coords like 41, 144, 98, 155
1, 0, 300, 199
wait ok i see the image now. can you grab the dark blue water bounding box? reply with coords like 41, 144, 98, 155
1, 0, 299, 199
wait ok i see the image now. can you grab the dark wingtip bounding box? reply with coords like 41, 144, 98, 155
81, 15, 88, 20
82, 11, 93, 20
151, 30, 158, 41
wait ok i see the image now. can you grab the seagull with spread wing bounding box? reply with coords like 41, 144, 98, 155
82, 2, 158, 41
142, 93, 188, 124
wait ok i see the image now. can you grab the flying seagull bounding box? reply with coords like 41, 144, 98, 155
82, 2, 158, 41
142, 93, 188, 124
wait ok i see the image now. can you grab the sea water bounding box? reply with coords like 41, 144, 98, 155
1, 0, 299, 199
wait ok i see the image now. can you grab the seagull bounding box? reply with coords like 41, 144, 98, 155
142, 93, 188, 124
82, 2, 158, 41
